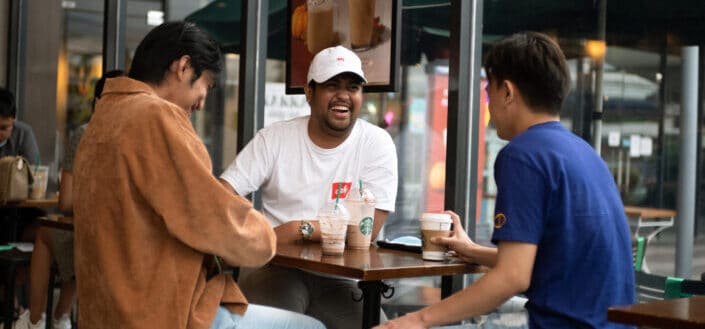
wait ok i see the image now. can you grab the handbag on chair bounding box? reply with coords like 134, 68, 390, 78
0, 156, 33, 205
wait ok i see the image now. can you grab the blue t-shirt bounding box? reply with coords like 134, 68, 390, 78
492, 121, 635, 329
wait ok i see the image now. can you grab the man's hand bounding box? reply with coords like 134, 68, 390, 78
431, 210, 498, 267
372, 312, 426, 329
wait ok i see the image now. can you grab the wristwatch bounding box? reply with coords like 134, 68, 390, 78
300, 220, 314, 241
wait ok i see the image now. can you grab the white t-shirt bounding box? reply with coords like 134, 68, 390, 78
221, 116, 398, 227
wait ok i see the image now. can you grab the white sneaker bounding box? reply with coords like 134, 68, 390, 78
52, 315, 71, 329
12, 310, 45, 329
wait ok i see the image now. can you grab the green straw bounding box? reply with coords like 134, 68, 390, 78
358, 179, 363, 197
335, 183, 342, 210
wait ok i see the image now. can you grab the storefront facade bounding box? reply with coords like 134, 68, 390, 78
1, 0, 703, 276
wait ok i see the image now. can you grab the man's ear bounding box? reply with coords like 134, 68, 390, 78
503, 80, 516, 106
304, 83, 313, 103
169, 55, 191, 82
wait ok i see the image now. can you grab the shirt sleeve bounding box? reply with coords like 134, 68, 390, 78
361, 128, 398, 212
491, 150, 546, 245
20, 125, 40, 165
219, 129, 274, 196
125, 105, 276, 267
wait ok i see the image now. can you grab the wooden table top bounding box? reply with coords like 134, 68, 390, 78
608, 295, 705, 329
37, 215, 73, 231
272, 242, 486, 281
624, 206, 677, 219
3, 198, 59, 208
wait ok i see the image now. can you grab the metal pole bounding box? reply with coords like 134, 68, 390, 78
237, 0, 268, 151
446, 0, 482, 294
591, 0, 606, 154
675, 46, 698, 278
237, 0, 268, 208
103, 0, 127, 72
7, 0, 26, 115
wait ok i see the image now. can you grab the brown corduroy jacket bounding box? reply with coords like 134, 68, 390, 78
73, 77, 276, 329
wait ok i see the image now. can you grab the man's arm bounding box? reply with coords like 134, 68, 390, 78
132, 108, 276, 268
20, 123, 40, 164
371, 208, 388, 241
58, 170, 73, 214
273, 207, 389, 244
373, 241, 536, 329
220, 178, 314, 244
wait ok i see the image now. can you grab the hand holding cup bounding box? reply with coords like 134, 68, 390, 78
430, 211, 482, 264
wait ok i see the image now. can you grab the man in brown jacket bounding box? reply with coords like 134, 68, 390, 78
71, 22, 325, 329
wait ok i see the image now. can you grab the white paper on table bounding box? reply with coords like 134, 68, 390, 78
8, 242, 34, 252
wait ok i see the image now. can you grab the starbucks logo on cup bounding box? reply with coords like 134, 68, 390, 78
359, 217, 373, 235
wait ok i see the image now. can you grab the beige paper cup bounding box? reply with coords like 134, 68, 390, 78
419, 213, 452, 261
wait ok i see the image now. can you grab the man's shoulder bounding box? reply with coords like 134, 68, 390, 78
13, 120, 32, 131
355, 119, 392, 142
258, 116, 308, 137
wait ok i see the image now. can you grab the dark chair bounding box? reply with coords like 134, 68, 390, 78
681, 276, 705, 295
634, 270, 705, 303
0, 248, 32, 328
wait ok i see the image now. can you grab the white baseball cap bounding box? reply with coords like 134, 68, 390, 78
306, 46, 367, 84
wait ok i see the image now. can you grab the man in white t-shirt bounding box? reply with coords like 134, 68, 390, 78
220, 46, 398, 329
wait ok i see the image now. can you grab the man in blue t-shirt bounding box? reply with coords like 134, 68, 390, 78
374, 32, 635, 329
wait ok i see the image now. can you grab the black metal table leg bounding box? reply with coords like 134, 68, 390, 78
3, 261, 17, 328
358, 281, 391, 329
441, 275, 453, 298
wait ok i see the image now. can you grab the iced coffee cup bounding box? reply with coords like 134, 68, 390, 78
347, 0, 376, 50
419, 213, 452, 261
30, 165, 49, 200
346, 185, 375, 249
307, 0, 337, 55
318, 200, 350, 256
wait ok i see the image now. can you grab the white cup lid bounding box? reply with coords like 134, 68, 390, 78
420, 213, 452, 223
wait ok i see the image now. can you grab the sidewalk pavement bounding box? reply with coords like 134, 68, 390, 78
643, 231, 705, 280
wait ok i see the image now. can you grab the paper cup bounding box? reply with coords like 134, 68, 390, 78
419, 213, 452, 261
30, 165, 49, 200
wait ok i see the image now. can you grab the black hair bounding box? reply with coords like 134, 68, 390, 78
94, 70, 125, 100
483, 32, 570, 115
128, 21, 223, 86
0, 88, 17, 118
92, 70, 125, 109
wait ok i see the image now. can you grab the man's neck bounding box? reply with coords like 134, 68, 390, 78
307, 119, 353, 149
509, 108, 560, 140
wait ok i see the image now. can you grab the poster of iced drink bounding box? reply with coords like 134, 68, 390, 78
287, 0, 400, 93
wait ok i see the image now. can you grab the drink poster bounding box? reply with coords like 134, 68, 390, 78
287, 0, 399, 94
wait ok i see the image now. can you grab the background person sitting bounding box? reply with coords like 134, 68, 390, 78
0, 88, 42, 243
12, 70, 124, 329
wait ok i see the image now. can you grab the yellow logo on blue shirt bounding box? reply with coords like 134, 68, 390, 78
494, 213, 507, 229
